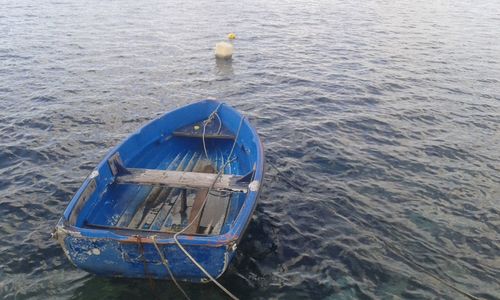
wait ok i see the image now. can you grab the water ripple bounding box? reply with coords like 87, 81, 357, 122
1, 0, 500, 299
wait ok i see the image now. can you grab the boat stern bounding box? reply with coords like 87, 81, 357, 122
53, 221, 236, 282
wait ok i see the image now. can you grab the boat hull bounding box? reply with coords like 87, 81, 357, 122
54, 99, 264, 281
58, 227, 233, 281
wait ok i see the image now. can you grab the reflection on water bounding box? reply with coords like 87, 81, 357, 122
215, 57, 234, 77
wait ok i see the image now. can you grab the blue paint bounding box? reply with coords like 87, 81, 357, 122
55, 100, 264, 281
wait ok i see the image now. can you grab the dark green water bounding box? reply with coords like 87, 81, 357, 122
1, 0, 499, 299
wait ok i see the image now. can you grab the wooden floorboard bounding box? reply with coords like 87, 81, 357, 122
115, 151, 186, 227
106, 150, 240, 235
182, 164, 214, 234
128, 151, 196, 229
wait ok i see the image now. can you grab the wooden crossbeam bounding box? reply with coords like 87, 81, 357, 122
172, 132, 235, 139
116, 168, 248, 193
172, 120, 236, 140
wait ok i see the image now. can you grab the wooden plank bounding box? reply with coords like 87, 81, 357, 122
127, 187, 163, 228
127, 152, 187, 229
146, 155, 208, 230
116, 168, 248, 192
183, 164, 214, 234
69, 178, 96, 225
115, 152, 186, 227
172, 132, 235, 140
160, 160, 211, 232
85, 223, 178, 235
172, 120, 235, 140
162, 189, 190, 232
198, 192, 230, 235
148, 187, 186, 230
108, 152, 127, 176
137, 187, 174, 229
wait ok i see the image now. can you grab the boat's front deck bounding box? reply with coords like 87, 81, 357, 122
84, 135, 249, 236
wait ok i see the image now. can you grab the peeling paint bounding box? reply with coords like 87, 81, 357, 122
89, 170, 99, 179
54, 100, 264, 281
248, 180, 260, 192
53, 226, 77, 267
55, 225, 83, 238
56, 222, 233, 281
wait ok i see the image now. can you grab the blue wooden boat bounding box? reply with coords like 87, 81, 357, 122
53, 100, 264, 283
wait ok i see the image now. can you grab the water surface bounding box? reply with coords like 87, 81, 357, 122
1, 0, 499, 299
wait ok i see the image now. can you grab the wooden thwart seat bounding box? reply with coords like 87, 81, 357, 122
115, 168, 248, 193
172, 131, 235, 139
172, 121, 236, 140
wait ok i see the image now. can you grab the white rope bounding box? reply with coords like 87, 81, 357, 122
202, 103, 224, 160
172, 113, 245, 300
151, 107, 240, 299
202, 122, 209, 160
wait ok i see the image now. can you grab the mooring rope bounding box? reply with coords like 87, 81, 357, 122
171, 105, 244, 300
151, 235, 191, 300
136, 236, 157, 293
150, 103, 237, 299
172, 156, 239, 300
164, 102, 480, 300
266, 159, 304, 192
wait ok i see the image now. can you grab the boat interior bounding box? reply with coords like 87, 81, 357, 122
78, 119, 254, 236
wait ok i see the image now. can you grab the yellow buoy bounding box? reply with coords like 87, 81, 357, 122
215, 33, 236, 59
